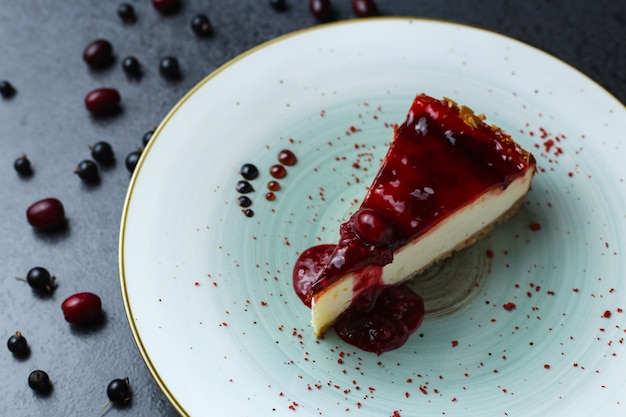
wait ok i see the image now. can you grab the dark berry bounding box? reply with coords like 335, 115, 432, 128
85, 88, 121, 115
269, 164, 287, 179
117, 3, 137, 23
74, 160, 100, 183
236, 180, 254, 193
269, 0, 287, 11
61, 292, 102, 324
159, 56, 181, 80
191, 14, 212, 37
107, 377, 132, 404
237, 196, 252, 208
352, 0, 378, 17
125, 150, 141, 173
309, 0, 332, 21
26, 198, 65, 230
240, 163, 259, 180
7, 331, 30, 357
83, 39, 114, 68
142, 128, 155, 146
152, 0, 180, 14
0, 80, 16, 98
90, 141, 115, 165
278, 149, 297, 165
14, 154, 32, 176
25, 266, 56, 293
353, 208, 394, 245
122, 56, 142, 77
28, 370, 52, 394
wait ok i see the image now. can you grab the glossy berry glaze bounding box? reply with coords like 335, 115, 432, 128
293, 94, 535, 353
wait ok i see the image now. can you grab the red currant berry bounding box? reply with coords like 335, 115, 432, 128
61, 292, 102, 324
353, 208, 394, 245
352, 0, 378, 17
85, 88, 121, 115
26, 198, 66, 230
83, 39, 114, 68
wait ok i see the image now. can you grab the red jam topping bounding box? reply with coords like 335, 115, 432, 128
310, 94, 534, 294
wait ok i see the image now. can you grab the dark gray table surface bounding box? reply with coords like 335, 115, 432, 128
1, 1, 624, 416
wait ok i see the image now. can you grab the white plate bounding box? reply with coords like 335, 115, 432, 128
119, 18, 626, 417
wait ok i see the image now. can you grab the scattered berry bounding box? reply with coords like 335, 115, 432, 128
26, 198, 66, 230
309, 0, 332, 21
24, 266, 56, 293
352, 0, 378, 17
142, 128, 155, 146
85, 88, 121, 115
90, 141, 115, 165
14, 154, 33, 176
269, 0, 288, 11
117, 3, 137, 23
74, 160, 100, 183
107, 377, 132, 404
0, 80, 17, 98
61, 292, 102, 324
7, 331, 30, 357
236, 180, 254, 193
159, 56, 181, 80
28, 370, 52, 394
240, 163, 259, 180
191, 14, 213, 37
125, 150, 142, 173
353, 208, 394, 245
122, 56, 142, 77
152, 0, 180, 14
83, 39, 114, 68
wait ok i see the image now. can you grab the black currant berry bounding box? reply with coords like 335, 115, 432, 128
117, 3, 137, 23
28, 370, 52, 394
14, 154, 32, 176
90, 141, 115, 165
74, 160, 100, 183
240, 163, 259, 180
7, 331, 30, 357
122, 56, 142, 77
159, 56, 181, 80
24, 266, 56, 293
191, 14, 213, 37
236, 180, 254, 193
142, 128, 155, 146
107, 377, 132, 404
270, 0, 288, 11
125, 150, 142, 173
0, 80, 16, 98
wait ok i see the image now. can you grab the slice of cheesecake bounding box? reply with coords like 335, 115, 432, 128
305, 94, 536, 337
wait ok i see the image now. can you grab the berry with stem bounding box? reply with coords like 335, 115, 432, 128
28, 370, 52, 394
74, 160, 100, 183
14, 154, 32, 176
7, 331, 30, 357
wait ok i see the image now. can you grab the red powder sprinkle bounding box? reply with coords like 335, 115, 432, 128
503, 302, 516, 311
529, 223, 542, 231
486, 249, 494, 258
194, 281, 200, 286
544, 364, 551, 369
419, 386, 428, 395
451, 340, 459, 347
391, 411, 401, 417
603, 310, 612, 318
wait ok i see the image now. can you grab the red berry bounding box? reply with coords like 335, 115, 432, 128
309, 0, 332, 21
83, 39, 114, 68
26, 198, 65, 230
61, 292, 102, 324
353, 208, 394, 245
352, 0, 378, 17
152, 0, 180, 14
85, 88, 121, 114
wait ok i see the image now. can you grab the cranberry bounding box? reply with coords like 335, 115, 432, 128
0, 80, 17, 98
159, 56, 181, 80
353, 208, 394, 245
7, 331, 30, 357
83, 39, 114, 68
14, 154, 32, 176
278, 149, 297, 166
117, 3, 137, 23
26, 198, 65, 230
28, 370, 52, 394
74, 160, 100, 183
309, 0, 332, 21
240, 163, 259, 180
352, 0, 378, 17
61, 292, 102, 324
152, 0, 180, 14
85, 88, 121, 115
269, 164, 286, 179
90, 141, 115, 165
190, 14, 212, 37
